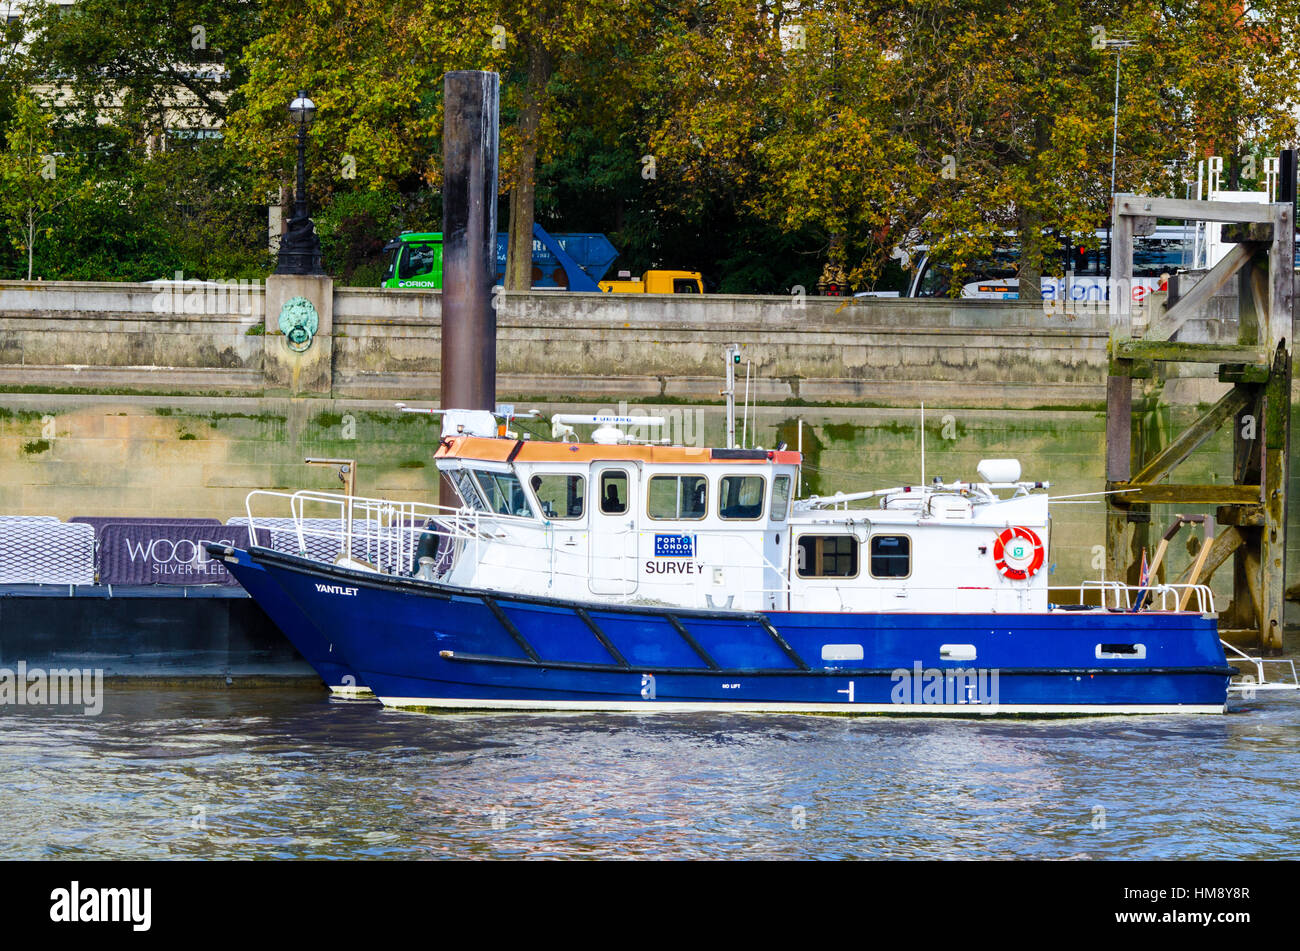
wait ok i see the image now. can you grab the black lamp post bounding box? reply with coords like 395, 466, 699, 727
275, 89, 324, 275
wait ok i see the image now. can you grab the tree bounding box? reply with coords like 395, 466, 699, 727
35, 171, 181, 281
0, 96, 87, 279
11, 0, 271, 280
643, 2, 936, 290
228, 0, 650, 289
1142, 0, 1300, 190
882, 0, 1127, 298
24, 0, 263, 140
136, 139, 272, 279
486, 2, 651, 290
9, 0, 1296, 294
641, 0, 1300, 296
314, 184, 413, 285
227, 0, 468, 206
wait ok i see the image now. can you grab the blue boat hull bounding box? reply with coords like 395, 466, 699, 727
217, 551, 369, 696
218, 546, 1234, 715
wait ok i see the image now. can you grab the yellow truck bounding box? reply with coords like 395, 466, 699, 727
598, 270, 704, 294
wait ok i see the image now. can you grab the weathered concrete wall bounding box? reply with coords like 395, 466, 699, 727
0, 395, 443, 518
488, 292, 1110, 408
4, 277, 1275, 408
0, 280, 1115, 407
0, 281, 263, 392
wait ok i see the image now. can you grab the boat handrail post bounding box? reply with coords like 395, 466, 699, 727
244, 489, 260, 544
304, 458, 357, 562
292, 493, 306, 555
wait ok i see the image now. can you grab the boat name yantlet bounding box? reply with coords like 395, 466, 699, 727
315, 584, 358, 596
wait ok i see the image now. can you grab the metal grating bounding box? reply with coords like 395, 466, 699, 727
0, 518, 95, 585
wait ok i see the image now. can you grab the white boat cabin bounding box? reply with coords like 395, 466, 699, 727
432, 413, 1052, 615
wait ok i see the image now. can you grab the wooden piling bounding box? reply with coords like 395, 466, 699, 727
1104, 188, 1293, 652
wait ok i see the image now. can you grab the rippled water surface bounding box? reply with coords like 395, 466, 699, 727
2, 678, 1298, 860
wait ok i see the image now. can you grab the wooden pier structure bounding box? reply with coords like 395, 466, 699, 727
1106, 184, 1295, 653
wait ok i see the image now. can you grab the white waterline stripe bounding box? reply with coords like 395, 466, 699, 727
377, 696, 1226, 715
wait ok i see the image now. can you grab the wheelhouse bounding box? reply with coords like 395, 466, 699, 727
433, 434, 1050, 615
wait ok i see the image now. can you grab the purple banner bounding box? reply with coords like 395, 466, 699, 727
98, 523, 253, 586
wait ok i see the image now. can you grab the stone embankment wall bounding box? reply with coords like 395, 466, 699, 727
0, 280, 1118, 407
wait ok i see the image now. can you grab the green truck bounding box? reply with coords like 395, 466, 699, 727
381, 225, 606, 291
381, 232, 444, 289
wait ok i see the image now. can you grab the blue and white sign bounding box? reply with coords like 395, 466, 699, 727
654, 534, 695, 558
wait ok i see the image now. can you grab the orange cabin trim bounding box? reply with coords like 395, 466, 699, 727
436, 436, 802, 467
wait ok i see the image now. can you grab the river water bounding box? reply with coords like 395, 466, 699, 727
2, 678, 1297, 860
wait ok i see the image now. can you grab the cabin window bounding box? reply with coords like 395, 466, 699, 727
599, 470, 629, 515
771, 475, 791, 522
648, 474, 708, 520
796, 535, 858, 578
470, 469, 534, 518
719, 475, 765, 520
398, 242, 438, 280
450, 469, 486, 511
869, 535, 911, 578
529, 473, 585, 520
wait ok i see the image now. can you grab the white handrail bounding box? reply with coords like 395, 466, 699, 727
1050, 581, 1215, 613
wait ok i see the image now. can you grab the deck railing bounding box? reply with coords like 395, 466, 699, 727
1057, 580, 1216, 614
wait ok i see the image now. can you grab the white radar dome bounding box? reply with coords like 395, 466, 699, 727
977, 459, 1022, 483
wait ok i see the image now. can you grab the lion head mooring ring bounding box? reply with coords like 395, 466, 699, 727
277, 296, 319, 352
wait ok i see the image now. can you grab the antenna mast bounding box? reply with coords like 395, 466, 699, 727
920, 402, 926, 487
723, 344, 739, 449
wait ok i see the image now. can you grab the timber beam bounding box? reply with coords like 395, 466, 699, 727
1111, 341, 1270, 365
1216, 504, 1264, 527
1176, 526, 1244, 587
1219, 364, 1270, 384
1129, 387, 1252, 485
1108, 484, 1262, 505
1114, 194, 1277, 224
1143, 242, 1260, 341
1221, 223, 1274, 243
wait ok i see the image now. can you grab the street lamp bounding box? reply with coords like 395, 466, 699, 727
1104, 36, 1136, 202
274, 89, 324, 275
1102, 35, 1136, 283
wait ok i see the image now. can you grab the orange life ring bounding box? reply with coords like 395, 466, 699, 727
993, 526, 1045, 580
